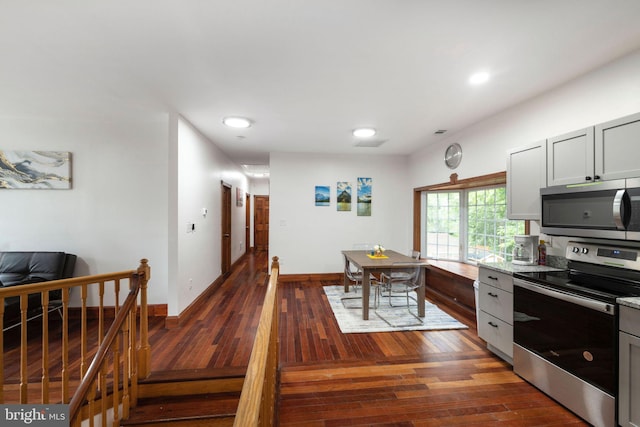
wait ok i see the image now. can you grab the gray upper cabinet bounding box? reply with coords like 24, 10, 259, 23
595, 112, 640, 181
547, 127, 595, 186
507, 141, 546, 219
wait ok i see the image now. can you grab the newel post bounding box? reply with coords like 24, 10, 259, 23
271, 256, 279, 270
137, 259, 151, 379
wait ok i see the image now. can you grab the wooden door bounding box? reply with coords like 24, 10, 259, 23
254, 195, 269, 251
221, 182, 232, 277
245, 193, 251, 253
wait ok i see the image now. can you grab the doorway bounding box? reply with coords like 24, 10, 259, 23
254, 195, 269, 251
221, 182, 232, 277
245, 192, 251, 253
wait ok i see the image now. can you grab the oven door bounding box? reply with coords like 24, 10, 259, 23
513, 278, 617, 395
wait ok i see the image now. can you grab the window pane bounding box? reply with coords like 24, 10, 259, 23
423, 185, 525, 263
424, 191, 460, 260
467, 187, 525, 263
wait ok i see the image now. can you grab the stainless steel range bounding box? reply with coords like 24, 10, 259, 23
513, 241, 640, 427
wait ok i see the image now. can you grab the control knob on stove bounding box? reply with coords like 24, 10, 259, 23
582, 247, 589, 254
572, 246, 580, 253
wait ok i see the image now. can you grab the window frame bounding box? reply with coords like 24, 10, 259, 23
412, 172, 530, 263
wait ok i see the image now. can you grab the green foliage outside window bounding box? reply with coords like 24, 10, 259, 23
424, 186, 524, 263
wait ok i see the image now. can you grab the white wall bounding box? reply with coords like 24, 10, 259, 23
269, 152, 410, 274
409, 49, 640, 189
0, 114, 170, 306
408, 49, 640, 255
175, 117, 249, 315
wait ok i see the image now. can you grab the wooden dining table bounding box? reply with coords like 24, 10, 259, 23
341, 249, 428, 320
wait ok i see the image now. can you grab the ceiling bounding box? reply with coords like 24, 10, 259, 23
2, 1, 640, 172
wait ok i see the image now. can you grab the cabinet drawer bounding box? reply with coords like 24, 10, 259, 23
478, 311, 513, 358
620, 305, 640, 337
479, 267, 513, 292
478, 282, 513, 324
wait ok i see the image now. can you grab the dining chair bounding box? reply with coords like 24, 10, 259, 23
382, 250, 420, 283
375, 262, 424, 327
341, 251, 381, 309
381, 262, 423, 308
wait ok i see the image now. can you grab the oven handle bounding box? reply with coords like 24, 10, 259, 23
513, 278, 616, 315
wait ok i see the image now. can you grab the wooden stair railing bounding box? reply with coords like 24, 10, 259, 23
0, 259, 150, 426
233, 256, 280, 427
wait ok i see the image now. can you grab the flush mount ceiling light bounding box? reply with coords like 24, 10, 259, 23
352, 128, 376, 138
223, 117, 252, 128
468, 71, 490, 85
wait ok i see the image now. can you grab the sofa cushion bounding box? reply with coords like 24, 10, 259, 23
0, 252, 67, 287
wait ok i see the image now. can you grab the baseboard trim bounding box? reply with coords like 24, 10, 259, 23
278, 273, 343, 283
164, 252, 249, 329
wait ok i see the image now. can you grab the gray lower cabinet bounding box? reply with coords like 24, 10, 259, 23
619, 305, 640, 427
477, 267, 513, 363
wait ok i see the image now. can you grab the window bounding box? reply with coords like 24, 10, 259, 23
422, 186, 525, 264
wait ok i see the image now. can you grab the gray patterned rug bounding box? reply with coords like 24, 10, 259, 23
323, 285, 468, 333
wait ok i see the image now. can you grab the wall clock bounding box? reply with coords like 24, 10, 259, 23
444, 143, 462, 169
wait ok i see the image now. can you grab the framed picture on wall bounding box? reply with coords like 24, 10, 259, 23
337, 181, 351, 211
357, 177, 371, 216
0, 150, 72, 189
236, 187, 244, 206
315, 185, 330, 206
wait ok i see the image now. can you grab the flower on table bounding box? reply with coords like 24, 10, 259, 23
374, 244, 385, 252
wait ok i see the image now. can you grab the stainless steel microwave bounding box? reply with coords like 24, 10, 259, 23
541, 177, 640, 240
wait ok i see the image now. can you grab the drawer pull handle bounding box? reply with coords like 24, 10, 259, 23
488, 321, 498, 328
488, 292, 498, 298
488, 275, 498, 281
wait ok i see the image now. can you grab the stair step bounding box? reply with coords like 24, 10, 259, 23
138, 368, 246, 399
120, 392, 239, 426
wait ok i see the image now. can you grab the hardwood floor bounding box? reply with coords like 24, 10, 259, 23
276, 274, 587, 426
3, 251, 588, 426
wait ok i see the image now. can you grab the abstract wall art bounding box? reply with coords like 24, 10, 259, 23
0, 150, 72, 189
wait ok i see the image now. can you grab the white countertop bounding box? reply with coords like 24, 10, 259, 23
478, 261, 565, 275
618, 297, 640, 310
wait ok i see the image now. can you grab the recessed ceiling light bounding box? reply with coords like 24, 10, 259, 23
223, 117, 252, 128
468, 71, 490, 85
353, 128, 376, 138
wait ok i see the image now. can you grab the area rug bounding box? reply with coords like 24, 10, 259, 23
323, 285, 468, 333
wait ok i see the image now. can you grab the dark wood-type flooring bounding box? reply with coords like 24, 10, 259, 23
4, 251, 588, 426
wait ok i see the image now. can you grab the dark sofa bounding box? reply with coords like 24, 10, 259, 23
0, 251, 77, 330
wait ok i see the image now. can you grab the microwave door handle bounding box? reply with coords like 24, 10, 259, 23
613, 189, 630, 230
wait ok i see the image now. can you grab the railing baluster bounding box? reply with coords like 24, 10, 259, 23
99, 280, 105, 346
62, 286, 70, 403
122, 313, 130, 420
112, 327, 121, 427
100, 363, 108, 426
137, 259, 150, 378
129, 302, 138, 408
20, 294, 28, 403
81, 284, 88, 379
41, 291, 50, 403
115, 278, 121, 316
